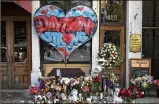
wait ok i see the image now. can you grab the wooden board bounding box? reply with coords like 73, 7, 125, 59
130, 58, 151, 79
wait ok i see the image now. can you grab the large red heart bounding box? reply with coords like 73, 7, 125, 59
63, 33, 73, 45
34, 5, 98, 62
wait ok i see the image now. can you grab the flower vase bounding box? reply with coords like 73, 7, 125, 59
157, 88, 159, 98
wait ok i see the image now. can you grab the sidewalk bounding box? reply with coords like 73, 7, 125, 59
1, 89, 33, 103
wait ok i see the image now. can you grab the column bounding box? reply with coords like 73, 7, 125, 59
31, 1, 41, 85
91, 1, 100, 76
126, 1, 142, 87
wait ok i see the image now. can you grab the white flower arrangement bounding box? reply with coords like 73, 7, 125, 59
97, 43, 121, 70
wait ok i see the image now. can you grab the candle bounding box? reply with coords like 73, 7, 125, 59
100, 93, 103, 99
104, 84, 107, 92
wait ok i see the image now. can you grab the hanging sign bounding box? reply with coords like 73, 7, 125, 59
130, 33, 141, 53
34, 5, 98, 63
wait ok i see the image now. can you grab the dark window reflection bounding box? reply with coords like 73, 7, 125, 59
101, 0, 123, 23
103, 31, 120, 52
68, 42, 91, 62
1, 21, 7, 62
142, 0, 159, 79
14, 22, 27, 62
43, 42, 63, 61
142, 0, 159, 27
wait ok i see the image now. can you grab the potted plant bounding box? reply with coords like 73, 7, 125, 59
130, 75, 153, 97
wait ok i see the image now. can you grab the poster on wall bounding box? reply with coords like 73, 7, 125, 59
130, 33, 141, 53
34, 5, 98, 63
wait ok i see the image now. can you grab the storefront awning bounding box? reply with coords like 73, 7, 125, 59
13, 0, 31, 13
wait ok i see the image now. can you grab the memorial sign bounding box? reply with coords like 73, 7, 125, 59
130, 58, 151, 79
130, 33, 141, 53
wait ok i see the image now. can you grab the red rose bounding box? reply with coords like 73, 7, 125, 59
94, 76, 100, 82
125, 90, 132, 97
139, 92, 143, 97
128, 86, 140, 92
82, 86, 89, 92
118, 88, 126, 97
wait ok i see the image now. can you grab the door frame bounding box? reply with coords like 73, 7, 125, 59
10, 16, 31, 88
1, 16, 31, 88
99, 26, 125, 86
1, 16, 12, 88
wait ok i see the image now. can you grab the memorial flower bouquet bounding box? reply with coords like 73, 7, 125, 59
97, 43, 121, 70
152, 80, 159, 97
152, 80, 159, 88
130, 75, 153, 90
92, 76, 100, 90
70, 77, 81, 90
118, 86, 143, 103
80, 75, 93, 99
30, 84, 40, 95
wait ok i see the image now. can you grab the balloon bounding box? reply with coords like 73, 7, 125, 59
34, 5, 98, 63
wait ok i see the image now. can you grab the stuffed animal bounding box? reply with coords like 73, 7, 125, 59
113, 88, 123, 103
69, 89, 79, 102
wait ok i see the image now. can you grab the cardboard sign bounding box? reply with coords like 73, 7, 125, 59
130, 58, 151, 79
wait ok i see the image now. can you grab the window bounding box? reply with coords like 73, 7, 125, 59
142, 0, 159, 79
40, 0, 92, 63
100, 0, 124, 24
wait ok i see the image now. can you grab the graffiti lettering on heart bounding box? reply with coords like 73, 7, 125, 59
34, 5, 98, 62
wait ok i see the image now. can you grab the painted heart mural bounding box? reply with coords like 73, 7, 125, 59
34, 5, 98, 63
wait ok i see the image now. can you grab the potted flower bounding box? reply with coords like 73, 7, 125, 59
130, 75, 153, 97
90, 76, 100, 92
118, 86, 143, 103
152, 80, 159, 97
81, 76, 93, 99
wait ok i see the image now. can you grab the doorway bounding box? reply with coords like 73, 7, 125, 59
1, 16, 31, 89
100, 26, 125, 87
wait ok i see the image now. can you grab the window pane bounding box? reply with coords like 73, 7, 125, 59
155, 30, 159, 57
142, 29, 154, 58
14, 21, 27, 62
155, 1, 159, 27
43, 42, 63, 62
104, 31, 120, 47
68, 42, 91, 62
101, 0, 124, 24
142, 1, 154, 27
1, 21, 7, 62
70, 0, 91, 7
103, 30, 121, 54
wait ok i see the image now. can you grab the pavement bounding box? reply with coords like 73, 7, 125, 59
0, 89, 159, 103
0, 89, 34, 103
